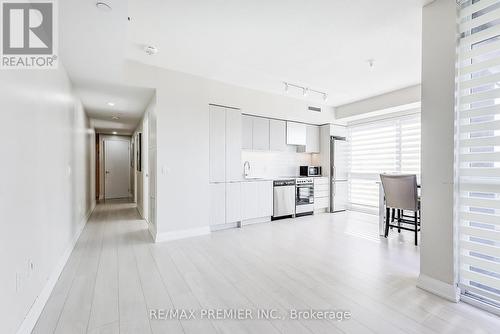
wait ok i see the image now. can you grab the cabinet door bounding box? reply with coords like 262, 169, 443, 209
242, 115, 253, 150
226, 182, 241, 223
269, 119, 287, 151
306, 125, 320, 153
209, 105, 226, 183
331, 124, 347, 138
258, 181, 274, 217
286, 122, 306, 145
226, 110, 243, 182
241, 182, 256, 220
252, 117, 270, 150
209, 183, 226, 226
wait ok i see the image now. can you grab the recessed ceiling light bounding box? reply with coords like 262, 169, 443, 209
107, 102, 115, 106
112, 131, 117, 135
144, 45, 158, 56
96, 2, 112, 11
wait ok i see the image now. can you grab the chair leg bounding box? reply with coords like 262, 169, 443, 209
384, 207, 390, 238
390, 208, 395, 229
397, 209, 401, 233
414, 211, 418, 246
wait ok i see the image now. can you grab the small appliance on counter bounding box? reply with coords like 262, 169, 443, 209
295, 178, 314, 216
300, 166, 322, 177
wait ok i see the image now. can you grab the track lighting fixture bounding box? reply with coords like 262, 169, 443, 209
282, 82, 328, 103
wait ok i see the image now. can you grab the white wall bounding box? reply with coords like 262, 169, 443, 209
133, 94, 155, 228
335, 84, 421, 119
0, 66, 95, 333
124, 60, 335, 238
417, 0, 459, 301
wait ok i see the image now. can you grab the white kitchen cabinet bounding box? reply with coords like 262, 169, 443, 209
286, 121, 307, 146
269, 119, 287, 151
252, 117, 270, 150
209, 105, 226, 183
226, 109, 243, 182
314, 177, 330, 211
306, 125, 320, 153
241, 180, 273, 221
331, 124, 347, 138
299, 124, 320, 153
257, 180, 274, 217
242, 115, 253, 150
209, 183, 226, 226
226, 182, 241, 223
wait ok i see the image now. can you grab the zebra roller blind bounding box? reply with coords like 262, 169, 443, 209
347, 114, 421, 213
458, 0, 500, 309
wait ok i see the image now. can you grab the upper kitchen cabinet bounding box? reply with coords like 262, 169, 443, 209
241, 115, 270, 151
299, 124, 320, 153
242, 115, 253, 150
226, 109, 243, 182
331, 124, 347, 138
252, 117, 270, 150
286, 121, 306, 146
209, 105, 226, 183
269, 119, 287, 151
209, 105, 242, 183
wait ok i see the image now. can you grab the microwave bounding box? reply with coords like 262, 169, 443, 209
300, 166, 322, 177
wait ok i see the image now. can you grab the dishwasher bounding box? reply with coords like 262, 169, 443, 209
272, 179, 296, 219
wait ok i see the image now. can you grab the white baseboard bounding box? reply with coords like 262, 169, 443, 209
417, 274, 460, 302
16, 203, 95, 334
240, 216, 271, 226
147, 220, 157, 241
210, 222, 239, 232
155, 226, 210, 243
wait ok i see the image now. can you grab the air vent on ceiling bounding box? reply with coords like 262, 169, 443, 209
308, 106, 322, 113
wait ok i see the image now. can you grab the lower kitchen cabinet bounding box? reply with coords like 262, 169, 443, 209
314, 177, 330, 211
210, 180, 273, 229
209, 183, 226, 226
226, 182, 241, 223
241, 181, 273, 221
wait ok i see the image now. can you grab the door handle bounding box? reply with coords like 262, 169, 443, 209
105, 170, 110, 174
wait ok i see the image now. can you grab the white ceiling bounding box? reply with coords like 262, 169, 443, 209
60, 0, 430, 132
60, 0, 153, 135
127, 0, 427, 106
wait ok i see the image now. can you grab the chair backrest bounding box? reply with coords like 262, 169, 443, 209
380, 174, 418, 211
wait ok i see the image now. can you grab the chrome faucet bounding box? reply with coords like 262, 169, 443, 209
243, 161, 251, 177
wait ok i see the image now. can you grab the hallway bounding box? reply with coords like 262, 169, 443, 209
33, 203, 500, 334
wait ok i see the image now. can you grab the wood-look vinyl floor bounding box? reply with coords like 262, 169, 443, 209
33, 201, 500, 334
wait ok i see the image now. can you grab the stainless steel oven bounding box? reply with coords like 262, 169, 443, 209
295, 178, 314, 216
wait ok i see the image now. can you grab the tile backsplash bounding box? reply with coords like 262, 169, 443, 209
241, 146, 319, 178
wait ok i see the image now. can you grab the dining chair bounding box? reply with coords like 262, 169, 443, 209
380, 174, 420, 246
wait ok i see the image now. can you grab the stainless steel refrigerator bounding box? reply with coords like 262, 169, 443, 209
330, 136, 348, 212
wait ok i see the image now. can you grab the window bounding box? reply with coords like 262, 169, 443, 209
458, 0, 500, 311
347, 113, 421, 214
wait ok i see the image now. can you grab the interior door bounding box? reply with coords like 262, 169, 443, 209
104, 139, 130, 199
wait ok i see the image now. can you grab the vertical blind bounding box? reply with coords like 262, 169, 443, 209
458, 0, 500, 309
347, 114, 421, 213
